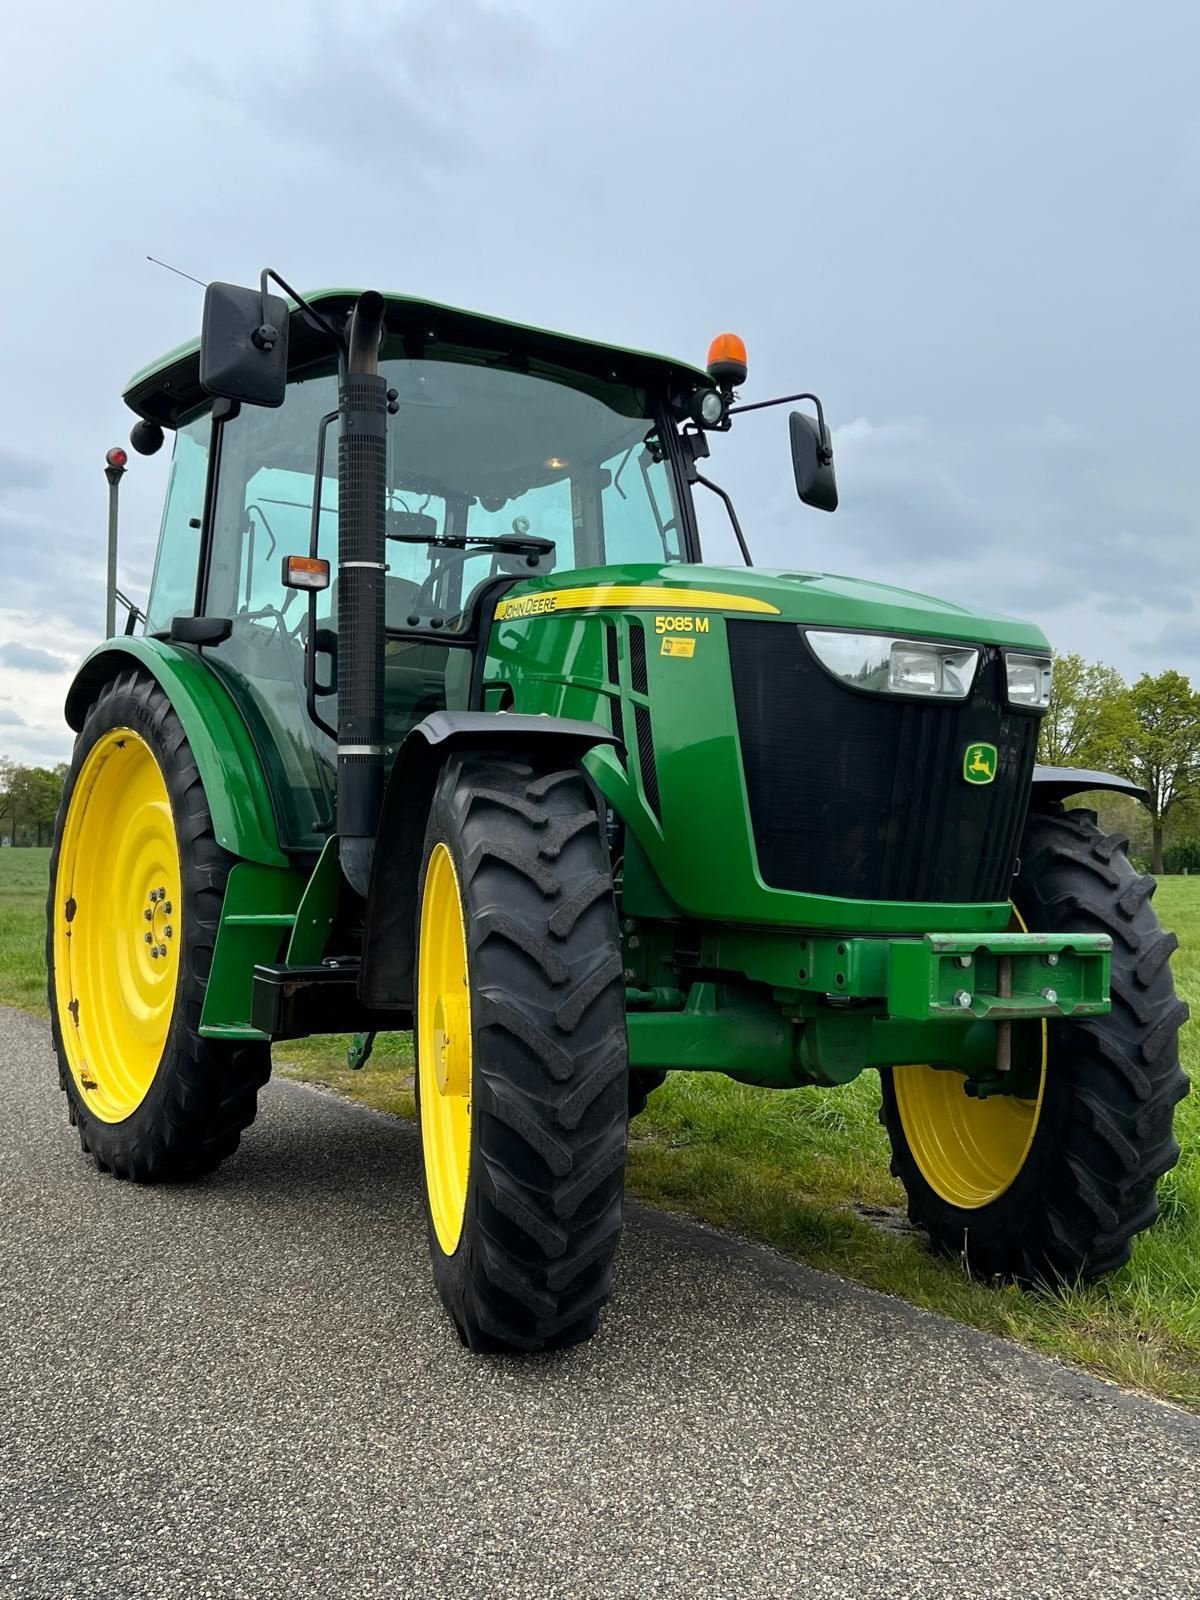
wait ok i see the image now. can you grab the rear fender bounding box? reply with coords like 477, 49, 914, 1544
65, 638, 286, 867
359, 710, 619, 1008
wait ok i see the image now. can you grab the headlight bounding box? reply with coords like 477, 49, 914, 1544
1004, 652, 1053, 709
805, 631, 979, 700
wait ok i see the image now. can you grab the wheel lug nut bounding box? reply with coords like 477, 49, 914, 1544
144, 932, 153, 944
150, 947, 160, 960
163, 902, 172, 915
144, 908, 153, 921
163, 926, 173, 938
157, 944, 168, 958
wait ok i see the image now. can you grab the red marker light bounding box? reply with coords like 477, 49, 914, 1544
105, 447, 128, 470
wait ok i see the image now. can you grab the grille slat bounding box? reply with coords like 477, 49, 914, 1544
605, 622, 620, 688
604, 623, 625, 749
635, 704, 661, 819
727, 624, 1038, 904
629, 623, 648, 696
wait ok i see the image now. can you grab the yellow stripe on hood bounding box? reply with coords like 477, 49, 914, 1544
494, 585, 780, 621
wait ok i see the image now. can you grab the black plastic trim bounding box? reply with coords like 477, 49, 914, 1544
167, 616, 233, 646
1031, 765, 1151, 806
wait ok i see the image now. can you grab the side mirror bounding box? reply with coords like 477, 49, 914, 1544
789, 410, 838, 512
199, 281, 290, 408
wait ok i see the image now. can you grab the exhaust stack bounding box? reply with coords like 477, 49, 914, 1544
336, 291, 388, 897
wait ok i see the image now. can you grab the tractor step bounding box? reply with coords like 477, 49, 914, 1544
251, 962, 411, 1041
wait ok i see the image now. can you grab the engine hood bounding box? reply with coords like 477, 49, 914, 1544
496, 563, 1051, 652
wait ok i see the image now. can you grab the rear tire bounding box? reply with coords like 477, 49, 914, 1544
47, 667, 271, 1180
881, 806, 1189, 1281
415, 752, 628, 1352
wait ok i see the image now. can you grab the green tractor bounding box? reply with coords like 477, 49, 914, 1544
48, 276, 1188, 1351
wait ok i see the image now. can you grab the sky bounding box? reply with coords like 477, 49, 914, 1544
1, 0, 1197, 765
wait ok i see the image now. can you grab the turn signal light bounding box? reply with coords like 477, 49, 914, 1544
706, 332, 748, 390
281, 554, 330, 591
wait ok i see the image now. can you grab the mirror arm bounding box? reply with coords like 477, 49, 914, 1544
691, 469, 753, 568
728, 391, 832, 460
258, 267, 346, 351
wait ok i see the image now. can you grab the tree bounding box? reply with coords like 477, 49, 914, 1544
1111, 669, 1200, 875
0, 757, 17, 845
0, 759, 66, 846
25, 766, 64, 846
1038, 653, 1134, 768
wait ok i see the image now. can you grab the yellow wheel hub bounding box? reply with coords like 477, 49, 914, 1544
417, 843, 473, 1255
892, 908, 1048, 1209
53, 727, 181, 1123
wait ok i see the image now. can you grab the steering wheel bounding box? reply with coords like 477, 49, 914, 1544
412, 546, 477, 616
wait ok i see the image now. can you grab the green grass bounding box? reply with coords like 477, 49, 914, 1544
0, 848, 49, 1016
6, 845, 1198, 1406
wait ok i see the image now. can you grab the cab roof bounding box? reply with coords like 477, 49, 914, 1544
123, 287, 714, 428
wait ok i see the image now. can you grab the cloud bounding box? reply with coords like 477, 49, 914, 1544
0, 708, 26, 726
831, 417, 994, 562
0, 449, 50, 492
195, 0, 545, 186
0, 642, 73, 674
802, 412, 1199, 627
1135, 614, 1200, 664
1, 0, 1199, 739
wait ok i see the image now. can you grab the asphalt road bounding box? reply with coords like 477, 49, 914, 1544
2, 1005, 1198, 1600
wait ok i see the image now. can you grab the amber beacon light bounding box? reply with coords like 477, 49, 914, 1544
706, 332, 748, 392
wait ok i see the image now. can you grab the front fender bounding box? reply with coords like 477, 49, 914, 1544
1031, 764, 1150, 808
65, 638, 286, 867
360, 710, 619, 1009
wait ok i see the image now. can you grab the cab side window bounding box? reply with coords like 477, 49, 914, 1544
600, 442, 681, 565
145, 413, 209, 633
203, 377, 341, 847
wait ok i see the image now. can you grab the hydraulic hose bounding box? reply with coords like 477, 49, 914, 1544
337, 291, 388, 897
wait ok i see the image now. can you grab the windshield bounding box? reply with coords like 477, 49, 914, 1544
207, 354, 685, 637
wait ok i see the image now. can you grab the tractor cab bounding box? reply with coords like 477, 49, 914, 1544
124, 288, 712, 852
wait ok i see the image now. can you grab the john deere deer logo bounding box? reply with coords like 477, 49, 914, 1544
963, 742, 998, 785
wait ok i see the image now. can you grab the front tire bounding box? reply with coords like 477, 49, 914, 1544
881, 806, 1189, 1281
415, 752, 628, 1352
47, 667, 270, 1180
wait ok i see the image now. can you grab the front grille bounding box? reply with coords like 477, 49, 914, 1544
727, 623, 1038, 904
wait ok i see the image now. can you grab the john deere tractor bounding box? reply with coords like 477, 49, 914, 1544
48, 276, 1188, 1351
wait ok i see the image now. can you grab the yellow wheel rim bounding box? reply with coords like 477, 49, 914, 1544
417, 842, 473, 1255
892, 907, 1048, 1209
52, 727, 181, 1123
